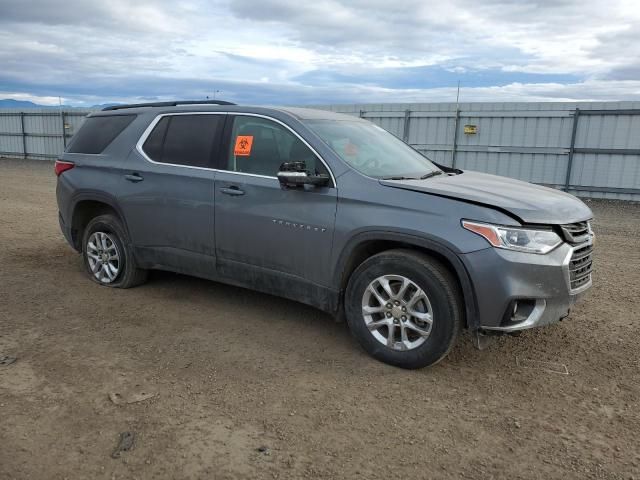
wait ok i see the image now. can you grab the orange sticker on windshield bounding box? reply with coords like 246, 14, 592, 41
344, 143, 358, 156
234, 135, 253, 156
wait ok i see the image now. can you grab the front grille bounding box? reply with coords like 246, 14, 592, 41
560, 221, 590, 244
569, 242, 593, 290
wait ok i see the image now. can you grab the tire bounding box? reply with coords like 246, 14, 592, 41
344, 249, 463, 369
81, 214, 148, 288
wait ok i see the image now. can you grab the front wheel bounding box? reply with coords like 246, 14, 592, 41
345, 249, 463, 369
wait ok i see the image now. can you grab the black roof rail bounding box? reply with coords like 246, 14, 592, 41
102, 100, 236, 111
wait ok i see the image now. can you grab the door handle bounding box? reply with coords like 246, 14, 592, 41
124, 173, 144, 183
220, 186, 245, 196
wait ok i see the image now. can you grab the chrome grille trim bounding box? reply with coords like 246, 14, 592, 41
564, 240, 594, 293
560, 221, 591, 244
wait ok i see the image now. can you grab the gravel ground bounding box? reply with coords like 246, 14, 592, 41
1, 158, 639, 480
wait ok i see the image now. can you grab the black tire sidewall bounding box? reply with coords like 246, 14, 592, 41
81, 215, 133, 288
345, 253, 461, 369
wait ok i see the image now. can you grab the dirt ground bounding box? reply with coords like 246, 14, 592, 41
0, 158, 638, 480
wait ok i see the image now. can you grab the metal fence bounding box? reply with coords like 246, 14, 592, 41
1, 102, 639, 200
0, 108, 94, 160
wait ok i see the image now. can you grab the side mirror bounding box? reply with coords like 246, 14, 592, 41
277, 161, 330, 188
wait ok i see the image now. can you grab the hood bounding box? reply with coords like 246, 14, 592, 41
380, 171, 592, 225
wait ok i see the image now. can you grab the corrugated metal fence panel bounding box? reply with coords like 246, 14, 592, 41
568, 151, 640, 201
0, 112, 21, 157
567, 111, 640, 200
458, 113, 573, 148
0, 136, 23, 158
409, 115, 455, 146
0, 112, 25, 158
452, 110, 574, 186
455, 151, 569, 186
0, 114, 22, 133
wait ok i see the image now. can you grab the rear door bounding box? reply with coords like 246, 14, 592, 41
119, 113, 224, 275
214, 114, 338, 289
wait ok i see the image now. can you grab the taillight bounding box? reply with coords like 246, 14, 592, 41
54, 160, 75, 176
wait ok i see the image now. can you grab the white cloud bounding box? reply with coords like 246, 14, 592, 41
227, 0, 640, 74
0, 0, 638, 104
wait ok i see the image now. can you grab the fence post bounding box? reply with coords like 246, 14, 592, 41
20, 112, 27, 159
402, 109, 411, 142
359, 109, 365, 118
61, 110, 67, 148
564, 108, 580, 192
451, 108, 460, 168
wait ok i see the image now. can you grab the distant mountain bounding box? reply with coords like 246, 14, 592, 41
0, 99, 116, 109
0, 99, 47, 108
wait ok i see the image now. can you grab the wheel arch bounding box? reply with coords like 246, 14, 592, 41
334, 231, 479, 329
69, 192, 130, 252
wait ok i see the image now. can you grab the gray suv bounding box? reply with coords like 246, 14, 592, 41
55, 101, 594, 368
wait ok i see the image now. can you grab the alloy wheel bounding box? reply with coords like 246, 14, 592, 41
86, 231, 121, 284
361, 274, 434, 351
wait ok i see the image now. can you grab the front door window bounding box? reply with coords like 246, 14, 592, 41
225, 116, 327, 177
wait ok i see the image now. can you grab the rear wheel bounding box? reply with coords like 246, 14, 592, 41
82, 214, 147, 288
345, 249, 463, 369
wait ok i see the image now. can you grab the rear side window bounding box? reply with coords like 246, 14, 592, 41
142, 115, 223, 168
67, 115, 135, 154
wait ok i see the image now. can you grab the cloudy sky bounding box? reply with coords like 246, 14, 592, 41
1, 0, 639, 106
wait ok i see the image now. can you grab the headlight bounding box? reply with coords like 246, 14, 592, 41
462, 220, 562, 254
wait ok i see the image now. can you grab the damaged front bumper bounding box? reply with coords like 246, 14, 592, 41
461, 239, 593, 333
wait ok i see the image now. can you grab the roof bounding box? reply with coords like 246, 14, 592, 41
92, 100, 361, 122
102, 100, 235, 111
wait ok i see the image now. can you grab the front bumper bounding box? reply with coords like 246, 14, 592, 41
461, 240, 593, 331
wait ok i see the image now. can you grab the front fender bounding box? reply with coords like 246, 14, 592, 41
333, 230, 482, 329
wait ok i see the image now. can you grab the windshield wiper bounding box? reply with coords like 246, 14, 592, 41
420, 170, 444, 180
381, 171, 444, 181
381, 175, 420, 180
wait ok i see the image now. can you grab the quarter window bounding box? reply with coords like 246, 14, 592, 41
142, 117, 169, 161
142, 115, 223, 168
67, 115, 135, 154
225, 116, 326, 177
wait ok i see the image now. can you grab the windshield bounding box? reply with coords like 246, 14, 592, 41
305, 120, 441, 179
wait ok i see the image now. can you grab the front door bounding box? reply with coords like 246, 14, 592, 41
214, 114, 338, 292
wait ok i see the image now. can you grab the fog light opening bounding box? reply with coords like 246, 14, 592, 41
503, 299, 537, 325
